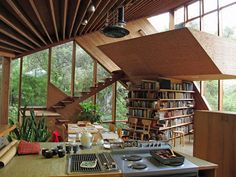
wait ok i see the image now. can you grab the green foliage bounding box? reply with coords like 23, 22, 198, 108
9, 106, 50, 142
78, 102, 103, 124
204, 80, 218, 110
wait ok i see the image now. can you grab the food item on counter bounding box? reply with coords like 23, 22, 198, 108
80, 159, 97, 168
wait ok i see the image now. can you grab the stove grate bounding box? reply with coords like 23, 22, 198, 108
70, 154, 101, 173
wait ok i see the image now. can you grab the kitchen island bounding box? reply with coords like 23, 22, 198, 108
0, 142, 217, 177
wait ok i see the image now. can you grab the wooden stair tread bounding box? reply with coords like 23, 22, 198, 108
52, 105, 65, 109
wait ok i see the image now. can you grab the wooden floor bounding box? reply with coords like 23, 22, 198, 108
171, 134, 194, 156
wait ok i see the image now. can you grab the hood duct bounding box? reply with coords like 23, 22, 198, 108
102, 7, 130, 38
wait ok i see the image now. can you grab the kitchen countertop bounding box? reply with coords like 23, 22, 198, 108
0, 142, 217, 177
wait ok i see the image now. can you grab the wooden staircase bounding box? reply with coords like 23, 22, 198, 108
48, 70, 125, 118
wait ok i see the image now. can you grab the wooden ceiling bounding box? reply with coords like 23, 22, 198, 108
0, 0, 190, 58
98, 28, 236, 81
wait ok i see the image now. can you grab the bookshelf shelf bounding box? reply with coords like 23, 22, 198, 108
128, 98, 157, 101
160, 89, 195, 93
160, 99, 194, 101
159, 106, 194, 111
159, 122, 192, 131
160, 114, 194, 120
128, 107, 157, 110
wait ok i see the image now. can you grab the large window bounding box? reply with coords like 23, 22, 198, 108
21, 50, 48, 106
9, 59, 20, 122
51, 42, 72, 95
147, 12, 170, 32
75, 44, 94, 96
223, 80, 236, 111
116, 82, 128, 121
203, 81, 218, 110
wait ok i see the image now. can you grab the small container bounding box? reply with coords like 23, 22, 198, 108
44, 150, 53, 158
58, 149, 65, 158
51, 148, 58, 156
57, 144, 63, 150
41, 148, 49, 157
65, 144, 72, 154
72, 144, 79, 154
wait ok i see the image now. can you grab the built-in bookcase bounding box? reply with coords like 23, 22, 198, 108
127, 79, 194, 140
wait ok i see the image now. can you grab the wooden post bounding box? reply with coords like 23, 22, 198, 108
200, 81, 204, 96
169, 9, 175, 30
93, 60, 97, 105
46, 48, 51, 108
218, 80, 223, 111
71, 40, 76, 97
112, 82, 117, 123
18, 58, 23, 121
0, 57, 11, 124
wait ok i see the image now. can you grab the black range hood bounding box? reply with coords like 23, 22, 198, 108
102, 7, 130, 38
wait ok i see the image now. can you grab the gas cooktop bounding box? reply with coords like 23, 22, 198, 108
111, 148, 198, 177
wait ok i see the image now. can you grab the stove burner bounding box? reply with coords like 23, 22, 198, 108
122, 155, 142, 161
130, 163, 147, 170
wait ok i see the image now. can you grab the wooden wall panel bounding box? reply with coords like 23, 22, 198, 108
76, 17, 157, 72
194, 111, 236, 177
0, 58, 10, 124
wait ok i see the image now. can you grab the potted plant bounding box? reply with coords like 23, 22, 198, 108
77, 102, 102, 124
9, 106, 50, 142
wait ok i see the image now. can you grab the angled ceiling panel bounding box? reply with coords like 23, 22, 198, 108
98, 28, 236, 81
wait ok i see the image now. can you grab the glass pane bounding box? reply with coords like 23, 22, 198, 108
97, 63, 111, 82
116, 82, 128, 121
147, 12, 170, 32
194, 81, 201, 91
75, 44, 94, 96
219, 0, 236, 7
220, 5, 236, 40
22, 50, 48, 106
9, 59, 20, 123
96, 85, 112, 122
202, 12, 218, 35
187, 1, 200, 19
203, 80, 218, 111
51, 42, 72, 95
185, 18, 200, 30
174, 7, 184, 25
223, 80, 236, 111
203, 0, 217, 13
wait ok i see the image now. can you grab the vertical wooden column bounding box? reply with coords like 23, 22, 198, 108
112, 82, 117, 123
17, 58, 23, 120
169, 9, 175, 30
93, 60, 97, 105
0, 57, 11, 124
46, 48, 51, 109
71, 40, 76, 97
218, 80, 223, 111
200, 81, 204, 96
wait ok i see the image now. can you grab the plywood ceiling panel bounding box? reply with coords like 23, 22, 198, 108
98, 28, 236, 81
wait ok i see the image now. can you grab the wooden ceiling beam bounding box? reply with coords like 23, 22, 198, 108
0, 6, 41, 48
0, 43, 22, 54
125, 0, 149, 17
49, 0, 59, 41
89, 0, 123, 33
0, 23, 35, 49
6, 0, 48, 45
82, 0, 110, 34
29, 0, 53, 43
68, 0, 81, 38
78, 0, 102, 36
0, 35, 29, 51
73, 0, 91, 37
0, 50, 15, 58
62, 0, 68, 40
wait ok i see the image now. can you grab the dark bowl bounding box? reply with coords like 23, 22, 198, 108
57, 144, 63, 150
51, 148, 58, 156
44, 150, 53, 158
41, 148, 49, 157
58, 149, 65, 158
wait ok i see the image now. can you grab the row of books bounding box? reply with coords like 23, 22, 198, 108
159, 92, 193, 99
128, 109, 155, 118
162, 124, 193, 139
159, 109, 193, 119
171, 82, 193, 91
128, 80, 160, 90
162, 116, 193, 127
128, 91, 158, 99
160, 101, 194, 109
128, 100, 158, 108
